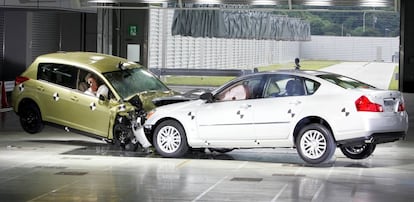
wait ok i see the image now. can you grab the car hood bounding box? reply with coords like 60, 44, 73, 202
151, 88, 212, 107
152, 99, 203, 115
126, 90, 178, 111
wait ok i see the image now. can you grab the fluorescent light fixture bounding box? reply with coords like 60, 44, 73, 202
194, 0, 222, 4
87, 0, 117, 2
361, 0, 388, 7
251, 0, 278, 5
304, 1, 332, 7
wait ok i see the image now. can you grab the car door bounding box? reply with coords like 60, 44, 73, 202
65, 71, 112, 138
253, 75, 306, 140
196, 99, 254, 141
195, 77, 262, 141
36, 63, 77, 126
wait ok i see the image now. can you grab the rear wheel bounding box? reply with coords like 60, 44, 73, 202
340, 143, 376, 159
153, 120, 188, 157
296, 123, 336, 164
19, 102, 44, 134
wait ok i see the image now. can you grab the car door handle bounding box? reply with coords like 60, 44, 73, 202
37, 86, 44, 91
240, 104, 252, 109
70, 96, 79, 102
289, 101, 301, 105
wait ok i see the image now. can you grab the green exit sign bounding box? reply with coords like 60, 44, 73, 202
129, 25, 137, 36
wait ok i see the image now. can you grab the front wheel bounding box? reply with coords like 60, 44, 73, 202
340, 143, 376, 159
153, 120, 188, 157
296, 123, 336, 164
113, 123, 138, 151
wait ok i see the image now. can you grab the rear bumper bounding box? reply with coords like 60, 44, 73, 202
337, 131, 406, 146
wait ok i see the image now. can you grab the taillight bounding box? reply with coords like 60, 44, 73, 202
398, 102, 405, 112
355, 96, 383, 112
15, 76, 29, 85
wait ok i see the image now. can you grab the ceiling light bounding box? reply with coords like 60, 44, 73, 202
361, 0, 388, 7
251, 0, 278, 5
304, 1, 332, 7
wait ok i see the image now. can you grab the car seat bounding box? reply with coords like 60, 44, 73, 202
78, 82, 88, 92
285, 80, 305, 96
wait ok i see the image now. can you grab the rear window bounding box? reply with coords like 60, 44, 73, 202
317, 74, 376, 89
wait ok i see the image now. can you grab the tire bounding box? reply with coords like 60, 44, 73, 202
113, 123, 138, 151
340, 143, 376, 159
296, 123, 336, 164
153, 120, 189, 157
19, 102, 44, 134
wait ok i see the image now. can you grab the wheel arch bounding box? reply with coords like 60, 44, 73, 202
17, 98, 42, 118
147, 117, 185, 143
293, 116, 336, 145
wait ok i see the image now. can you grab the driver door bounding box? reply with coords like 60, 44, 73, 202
64, 70, 112, 138
196, 99, 254, 141
195, 77, 263, 143
66, 90, 112, 138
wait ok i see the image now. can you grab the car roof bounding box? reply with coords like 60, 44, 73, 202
233, 69, 331, 80
34, 52, 142, 73
268, 69, 331, 76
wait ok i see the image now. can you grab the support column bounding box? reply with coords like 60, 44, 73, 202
97, 8, 112, 55
400, 0, 414, 92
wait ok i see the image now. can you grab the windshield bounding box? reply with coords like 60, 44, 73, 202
104, 68, 170, 99
317, 73, 376, 89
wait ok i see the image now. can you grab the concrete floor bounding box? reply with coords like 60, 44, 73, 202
0, 92, 413, 202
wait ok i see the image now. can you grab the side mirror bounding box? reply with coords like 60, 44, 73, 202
98, 94, 107, 102
200, 92, 214, 103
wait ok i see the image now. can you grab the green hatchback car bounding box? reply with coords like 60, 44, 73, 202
11, 52, 176, 149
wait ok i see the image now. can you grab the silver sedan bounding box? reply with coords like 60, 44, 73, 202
144, 70, 408, 164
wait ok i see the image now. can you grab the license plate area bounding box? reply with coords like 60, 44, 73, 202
383, 98, 397, 112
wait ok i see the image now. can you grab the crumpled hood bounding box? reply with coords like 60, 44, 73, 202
151, 88, 213, 107
152, 99, 203, 115
127, 90, 178, 111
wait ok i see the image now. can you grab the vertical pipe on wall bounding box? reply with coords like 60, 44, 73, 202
81, 13, 86, 51
0, 11, 4, 81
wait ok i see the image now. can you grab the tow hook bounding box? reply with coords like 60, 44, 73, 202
364, 137, 374, 144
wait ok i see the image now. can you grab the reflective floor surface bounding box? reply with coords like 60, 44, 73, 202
0, 93, 413, 202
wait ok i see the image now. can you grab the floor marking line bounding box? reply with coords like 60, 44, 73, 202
237, 161, 248, 170
271, 184, 288, 202
192, 176, 227, 202
311, 183, 326, 202
176, 159, 191, 168
325, 166, 333, 180
27, 180, 80, 202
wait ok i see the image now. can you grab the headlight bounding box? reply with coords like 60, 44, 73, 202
146, 109, 156, 120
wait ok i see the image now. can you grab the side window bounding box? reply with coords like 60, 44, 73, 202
216, 77, 263, 101
81, 70, 112, 99
78, 69, 91, 92
38, 63, 77, 89
304, 79, 320, 95
264, 75, 306, 97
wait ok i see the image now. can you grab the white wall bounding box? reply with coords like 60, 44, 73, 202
149, 9, 300, 70
300, 36, 399, 62
149, 10, 399, 69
